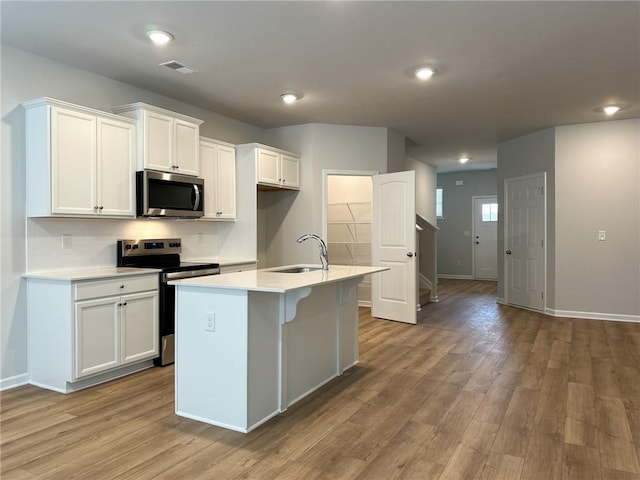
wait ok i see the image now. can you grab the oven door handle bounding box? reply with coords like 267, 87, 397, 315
193, 184, 201, 211
163, 268, 220, 282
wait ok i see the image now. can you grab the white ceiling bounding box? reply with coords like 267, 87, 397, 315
2, 1, 639, 172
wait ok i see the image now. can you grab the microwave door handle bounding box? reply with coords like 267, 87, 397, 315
193, 184, 201, 211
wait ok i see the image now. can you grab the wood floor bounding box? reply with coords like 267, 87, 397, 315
2, 279, 640, 479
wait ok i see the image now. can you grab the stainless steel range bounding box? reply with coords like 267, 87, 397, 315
117, 238, 220, 366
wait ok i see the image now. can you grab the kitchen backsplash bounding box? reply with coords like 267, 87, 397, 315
26, 218, 222, 272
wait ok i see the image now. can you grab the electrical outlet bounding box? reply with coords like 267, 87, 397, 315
62, 234, 72, 249
205, 312, 215, 332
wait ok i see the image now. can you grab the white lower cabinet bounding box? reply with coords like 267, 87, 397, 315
75, 290, 158, 379
75, 297, 120, 378
27, 272, 159, 393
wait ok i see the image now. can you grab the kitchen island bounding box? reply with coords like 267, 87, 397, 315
170, 264, 387, 433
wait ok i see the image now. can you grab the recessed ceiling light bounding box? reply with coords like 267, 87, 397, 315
415, 67, 437, 80
281, 93, 299, 104
458, 156, 470, 164
595, 103, 630, 115
603, 105, 621, 115
147, 30, 173, 46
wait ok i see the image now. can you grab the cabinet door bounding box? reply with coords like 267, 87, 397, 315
121, 291, 159, 364
256, 148, 280, 185
96, 118, 135, 216
200, 140, 218, 219
174, 119, 200, 176
144, 110, 173, 172
280, 154, 300, 189
75, 297, 120, 379
216, 145, 236, 220
51, 107, 97, 215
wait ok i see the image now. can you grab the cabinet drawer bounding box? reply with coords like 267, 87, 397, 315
75, 275, 158, 301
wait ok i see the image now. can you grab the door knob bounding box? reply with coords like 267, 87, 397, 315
407, 252, 414, 257
506, 250, 512, 255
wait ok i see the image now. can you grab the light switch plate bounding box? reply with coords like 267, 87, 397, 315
598, 230, 606, 241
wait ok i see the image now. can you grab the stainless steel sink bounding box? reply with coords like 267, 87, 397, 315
270, 266, 323, 273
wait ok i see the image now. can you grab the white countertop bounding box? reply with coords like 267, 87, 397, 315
169, 264, 388, 293
23, 267, 161, 281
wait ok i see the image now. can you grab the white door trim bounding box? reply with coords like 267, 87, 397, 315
503, 172, 547, 310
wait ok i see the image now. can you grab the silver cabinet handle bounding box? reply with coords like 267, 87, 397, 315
407, 252, 414, 257
506, 250, 512, 255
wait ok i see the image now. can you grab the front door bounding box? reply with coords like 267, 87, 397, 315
371, 171, 417, 324
473, 196, 498, 280
505, 174, 546, 311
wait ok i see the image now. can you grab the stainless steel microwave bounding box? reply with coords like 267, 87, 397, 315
136, 170, 204, 218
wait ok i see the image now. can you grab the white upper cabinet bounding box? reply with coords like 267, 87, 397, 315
113, 103, 203, 176
97, 117, 138, 216
23, 97, 136, 218
144, 110, 173, 172
200, 137, 236, 221
280, 153, 301, 189
256, 148, 281, 185
237, 143, 301, 190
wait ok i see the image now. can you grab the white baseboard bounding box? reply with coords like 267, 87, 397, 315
501, 299, 640, 324
546, 308, 640, 323
438, 274, 474, 280
0, 373, 29, 391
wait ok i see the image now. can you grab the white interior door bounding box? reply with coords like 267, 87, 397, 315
473, 196, 498, 280
505, 174, 546, 311
372, 171, 417, 324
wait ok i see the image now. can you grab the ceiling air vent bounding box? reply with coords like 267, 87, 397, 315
159, 60, 197, 74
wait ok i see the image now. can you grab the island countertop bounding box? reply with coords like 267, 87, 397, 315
169, 264, 387, 293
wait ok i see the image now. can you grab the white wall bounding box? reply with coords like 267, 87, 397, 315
405, 156, 437, 225
386, 129, 407, 174
1, 46, 262, 387
554, 119, 640, 317
497, 120, 640, 320
497, 128, 556, 305
260, 123, 388, 267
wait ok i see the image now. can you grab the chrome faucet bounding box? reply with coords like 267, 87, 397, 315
296, 233, 329, 270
